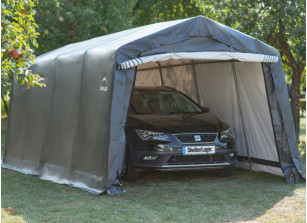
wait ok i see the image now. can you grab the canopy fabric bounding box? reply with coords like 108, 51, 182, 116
118, 52, 279, 70
3, 16, 303, 194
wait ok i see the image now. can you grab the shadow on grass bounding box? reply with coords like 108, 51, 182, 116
1, 167, 305, 223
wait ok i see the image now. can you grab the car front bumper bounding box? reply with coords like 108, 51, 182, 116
127, 131, 237, 172
131, 149, 237, 172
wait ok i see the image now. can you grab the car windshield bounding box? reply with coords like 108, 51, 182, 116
130, 89, 203, 114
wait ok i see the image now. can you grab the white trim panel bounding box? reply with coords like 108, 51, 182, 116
118, 52, 279, 70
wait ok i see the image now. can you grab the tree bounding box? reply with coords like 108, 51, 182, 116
1, 0, 44, 115
34, 0, 138, 56
132, 0, 203, 27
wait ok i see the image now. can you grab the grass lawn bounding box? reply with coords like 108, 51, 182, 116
1, 116, 306, 222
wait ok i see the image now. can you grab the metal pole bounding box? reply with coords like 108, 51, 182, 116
156, 62, 164, 86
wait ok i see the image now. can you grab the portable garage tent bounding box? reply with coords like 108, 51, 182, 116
3, 16, 304, 194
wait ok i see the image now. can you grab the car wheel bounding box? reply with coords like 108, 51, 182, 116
123, 155, 139, 181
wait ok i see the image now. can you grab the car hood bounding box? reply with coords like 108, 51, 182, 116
126, 113, 229, 133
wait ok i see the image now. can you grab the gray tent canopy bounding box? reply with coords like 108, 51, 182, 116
3, 16, 304, 194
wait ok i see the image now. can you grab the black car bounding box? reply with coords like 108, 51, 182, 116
124, 86, 237, 180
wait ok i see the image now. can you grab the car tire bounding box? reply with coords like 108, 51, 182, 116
123, 154, 139, 181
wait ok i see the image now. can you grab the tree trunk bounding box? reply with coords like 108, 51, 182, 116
290, 70, 302, 140
1, 94, 9, 116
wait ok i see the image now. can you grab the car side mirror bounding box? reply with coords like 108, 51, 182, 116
202, 106, 210, 113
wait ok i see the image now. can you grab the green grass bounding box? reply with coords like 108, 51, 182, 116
1, 116, 306, 223
1, 166, 306, 223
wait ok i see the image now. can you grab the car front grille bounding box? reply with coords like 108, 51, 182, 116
166, 154, 227, 165
174, 133, 217, 144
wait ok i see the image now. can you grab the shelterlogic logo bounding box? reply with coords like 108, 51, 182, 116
100, 77, 108, 92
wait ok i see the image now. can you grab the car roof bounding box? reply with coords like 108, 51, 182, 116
133, 86, 176, 91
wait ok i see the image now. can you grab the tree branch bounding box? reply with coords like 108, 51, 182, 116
299, 62, 306, 74
276, 19, 299, 72
282, 59, 290, 67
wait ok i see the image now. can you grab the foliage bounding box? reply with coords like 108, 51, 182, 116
198, 0, 306, 72
133, 0, 203, 27
35, 0, 137, 56
1, 0, 44, 97
300, 98, 306, 116
302, 66, 306, 89
1, 97, 9, 117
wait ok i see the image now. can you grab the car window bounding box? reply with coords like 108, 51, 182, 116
131, 91, 152, 114
171, 93, 202, 113
131, 90, 202, 114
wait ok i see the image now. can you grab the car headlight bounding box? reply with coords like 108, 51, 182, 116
135, 129, 170, 141
220, 128, 235, 139
152, 134, 171, 142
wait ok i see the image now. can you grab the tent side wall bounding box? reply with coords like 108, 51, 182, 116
196, 62, 282, 175
3, 58, 57, 174
262, 64, 303, 182
3, 18, 192, 194
3, 48, 118, 194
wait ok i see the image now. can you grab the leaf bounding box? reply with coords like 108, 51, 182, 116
2, 0, 42, 94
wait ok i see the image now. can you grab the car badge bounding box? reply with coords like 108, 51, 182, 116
194, 135, 201, 142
